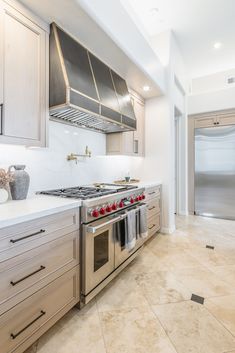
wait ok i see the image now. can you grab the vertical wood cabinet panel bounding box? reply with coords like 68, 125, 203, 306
0, 0, 48, 146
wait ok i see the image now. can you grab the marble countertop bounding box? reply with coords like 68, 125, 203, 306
134, 181, 162, 189
0, 195, 82, 229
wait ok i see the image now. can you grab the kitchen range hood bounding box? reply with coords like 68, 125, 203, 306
49, 23, 136, 133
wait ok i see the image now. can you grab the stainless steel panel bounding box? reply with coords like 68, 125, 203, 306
195, 125, 235, 219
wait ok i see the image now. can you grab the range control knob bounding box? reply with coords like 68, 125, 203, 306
92, 209, 99, 218
106, 205, 112, 212
142, 194, 146, 200
119, 201, 124, 208
112, 203, 117, 210
99, 207, 106, 215
130, 197, 134, 204
135, 196, 139, 202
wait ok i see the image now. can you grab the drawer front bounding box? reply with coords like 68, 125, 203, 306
146, 197, 160, 219
145, 185, 161, 201
147, 214, 161, 238
0, 266, 79, 353
0, 209, 79, 262
0, 231, 79, 315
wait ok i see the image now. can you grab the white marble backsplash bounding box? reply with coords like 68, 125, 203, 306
0, 121, 143, 196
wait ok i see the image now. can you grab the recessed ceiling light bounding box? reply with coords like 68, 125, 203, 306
143, 85, 150, 92
149, 7, 159, 15
213, 42, 222, 49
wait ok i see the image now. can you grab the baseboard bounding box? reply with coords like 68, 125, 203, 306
161, 225, 176, 234
178, 210, 189, 216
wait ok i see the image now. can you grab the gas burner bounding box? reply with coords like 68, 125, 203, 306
38, 184, 138, 200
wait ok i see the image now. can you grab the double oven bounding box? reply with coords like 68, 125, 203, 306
81, 189, 145, 304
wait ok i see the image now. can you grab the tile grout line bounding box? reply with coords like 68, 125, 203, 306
204, 303, 235, 340
148, 301, 181, 353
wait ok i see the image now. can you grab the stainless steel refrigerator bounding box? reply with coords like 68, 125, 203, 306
195, 125, 235, 220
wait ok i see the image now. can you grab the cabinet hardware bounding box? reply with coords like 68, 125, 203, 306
148, 224, 155, 230
10, 229, 46, 243
217, 122, 220, 125
10, 265, 46, 286
10, 310, 46, 339
148, 191, 156, 195
213, 122, 216, 125
148, 206, 156, 211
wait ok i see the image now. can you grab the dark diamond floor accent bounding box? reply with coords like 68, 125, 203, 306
206, 245, 215, 250
191, 294, 204, 305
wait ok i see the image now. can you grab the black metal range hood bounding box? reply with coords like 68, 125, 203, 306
49, 23, 136, 133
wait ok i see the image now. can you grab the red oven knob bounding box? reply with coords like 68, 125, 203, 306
119, 201, 124, 208
142, 194, 146, 200
106, 205, 112, 212
99, 207, 106, 215
135, 196, 139, 202
112, 203, 117, 210
92, 209, 99, 218
130, 197, 134, 204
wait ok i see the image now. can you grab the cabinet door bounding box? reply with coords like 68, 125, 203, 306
132, 95, 145, 156
217, 115, 235, 126
194, 116, 217, 128
0, 2, 47, 146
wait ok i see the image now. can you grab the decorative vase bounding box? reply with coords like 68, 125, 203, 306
0, 188, 9, 203
9, 165, 30, 200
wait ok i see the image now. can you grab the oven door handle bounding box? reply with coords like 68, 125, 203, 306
87, 215, 126, 234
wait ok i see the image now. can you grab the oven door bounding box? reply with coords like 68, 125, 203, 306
82, 214, 124, 296
115, 206, 144, 268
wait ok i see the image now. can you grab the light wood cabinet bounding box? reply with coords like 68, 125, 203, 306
144, 185, 161, 242
0, 208, 80, 353
0, 0, 49, 146
194, 112, 235, 129
106, 90, 145, 156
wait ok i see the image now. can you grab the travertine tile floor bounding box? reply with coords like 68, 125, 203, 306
26, 215, 235, 353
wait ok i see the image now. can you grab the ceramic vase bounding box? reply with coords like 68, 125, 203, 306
0, 188, 9, 203
9, 165, 30, 200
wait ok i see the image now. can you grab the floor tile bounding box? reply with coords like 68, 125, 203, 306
209, 264, 235, 285
37, 306, 106, 353
205, 295, 235, 335
135, 271, 191, 305
100, 306, 177, 353
171, 265, 235, 298
153, 301, 235, 353
96, 269, 149, 312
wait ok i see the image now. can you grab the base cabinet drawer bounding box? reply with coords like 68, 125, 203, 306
0, 209, 79, 262
146, 197, 160, 219
147, 214, 161, 239
0, 266, 79, 353
145, 185, 161, 201
0, 231, 79, 315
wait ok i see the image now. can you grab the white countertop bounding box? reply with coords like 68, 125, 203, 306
135, 181, 162, 189
0, 195, 82, 229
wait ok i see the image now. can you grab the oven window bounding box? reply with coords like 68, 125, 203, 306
94, 231, 109, 272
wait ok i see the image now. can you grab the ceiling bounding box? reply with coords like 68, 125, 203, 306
19, 0, 163, 98
124, 0, 235, 78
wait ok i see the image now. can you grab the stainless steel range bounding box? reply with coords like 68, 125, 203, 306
39, 183, 146, 304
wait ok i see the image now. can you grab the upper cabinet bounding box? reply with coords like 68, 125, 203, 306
0, 0, 49, 146
106, 90, 145, 156
194, 112, 235, 129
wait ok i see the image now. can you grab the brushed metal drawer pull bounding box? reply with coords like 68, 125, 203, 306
148, 206, 156, 211
148, 191, 156, 195
148, 224, 155, 230
10, 229, 46, 244
10, 310, 46, 340
10, 265, 46, 286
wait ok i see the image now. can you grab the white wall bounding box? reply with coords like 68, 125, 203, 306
143, 96, 175, 233
0, 121, 144, 196
188, 68, 235, 115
